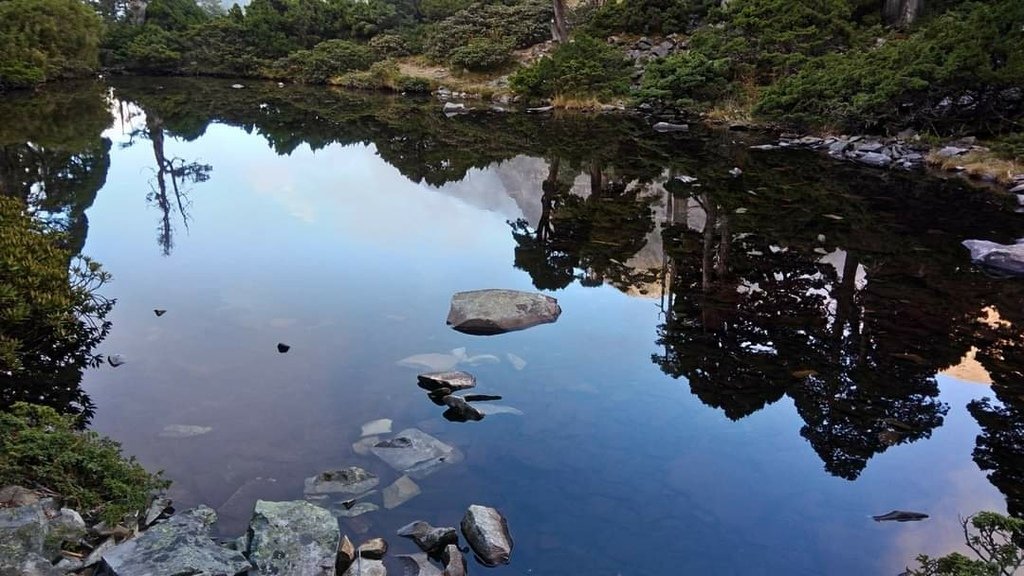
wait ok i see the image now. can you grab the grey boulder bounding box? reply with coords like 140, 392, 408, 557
396, 521, 458, 555
447, 289, 560, 335
461, 505, 512, 567
342, 557, 387, 576
442, 395, 485, 422
101, 506, 251, 576
442, 544, 467, 576
963, 239, 1024, 276
247, 500, 340, 575
652, 122, 688, 132
855, 152, 892, 167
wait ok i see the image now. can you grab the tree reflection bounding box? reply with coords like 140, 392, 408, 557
509, 158, 660, 293
0, 83, 115, 421
652, 163, 1022, 481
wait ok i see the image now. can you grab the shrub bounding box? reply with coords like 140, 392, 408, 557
333, 59, 432, 92
755, 0, 1024, 132
0, 403, 167, 524
423, 0, 552, 61
639, 50, 731, 108
449, 37, 514, 72
272, 39, 378, 83
121, 25, 184, 73
368, 33, 411, 58
584, 0, 712, 36
0, 0, 103, 89
906, 512, 1024, 576
992, 133, 1024, 163
510, 35, 631, 100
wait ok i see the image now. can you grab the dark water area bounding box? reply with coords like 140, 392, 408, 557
2, 77, 1023, 575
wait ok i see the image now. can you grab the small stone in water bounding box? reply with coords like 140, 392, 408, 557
154, 309, 167, 317
159, 424, 212, 438
382, 475, 421, 510
358, 537, 388, 559
107, 354, 126, 367
277, 343, 291, 353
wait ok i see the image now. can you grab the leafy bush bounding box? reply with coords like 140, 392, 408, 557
271, 39, 378, 83
0, 403, 167, 524
510, 35, 631, 100
423, 0, 552, 61
419, 0, 474, 21
639, 50, 731, 108
0, 197, 113, 394
120, 25, 184, 73
0, 0, 103, 89
992, 133, 1024, 163
755, 0, 1024, 132
369, 33, 411, 58
449, 37, 514, 71
584, 0, 712, 36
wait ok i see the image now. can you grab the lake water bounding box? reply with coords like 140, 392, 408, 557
3, 77, 1023, 575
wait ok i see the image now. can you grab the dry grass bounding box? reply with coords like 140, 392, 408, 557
926, 150, 1022, 185
395, 56, 508, 100
705, 74, 760, 125
551, 95, 607, 110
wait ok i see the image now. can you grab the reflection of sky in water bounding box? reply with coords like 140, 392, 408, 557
83, 121, 1006, 575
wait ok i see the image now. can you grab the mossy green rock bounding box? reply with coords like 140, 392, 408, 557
248, 500, 340, 575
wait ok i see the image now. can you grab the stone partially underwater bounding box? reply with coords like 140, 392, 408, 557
963, 239, 1024, 277
446, 289, 561, 335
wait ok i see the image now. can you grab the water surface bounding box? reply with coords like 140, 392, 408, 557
2, 78, 1023, 575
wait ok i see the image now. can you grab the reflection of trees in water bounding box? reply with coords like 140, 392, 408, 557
653, 167, 1023, 482
0, 83, 115, 421
968, 306, 1024, 517
509, 159, 660, 292
119, 109, 212, 256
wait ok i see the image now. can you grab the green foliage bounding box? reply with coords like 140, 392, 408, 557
584, 0, 711, 36
449, 37, 514, 72
0, 0, 103, 89
423, 0, 551, 61
907, 512, 1024, 576
145, 0, 210, 31
0, 403, 167, 524
419, 0, 473, 21
0, 196, 113, 382
271, 39, 378, 84
510, 35, 631, 100
639, 50, 731, 108
992, 133, 1024, 163
120, 25, 184, 73
369, 33, 411, 58
755, 0, 1024, 132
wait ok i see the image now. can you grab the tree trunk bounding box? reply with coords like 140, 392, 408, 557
883, 0, 922, 27
552, 0, 569, 43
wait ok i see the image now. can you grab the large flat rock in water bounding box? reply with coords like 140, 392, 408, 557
446, 289, 560, 335
370, 428, 462, 479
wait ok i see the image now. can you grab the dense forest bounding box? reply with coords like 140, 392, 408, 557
1, 0, 1022, 140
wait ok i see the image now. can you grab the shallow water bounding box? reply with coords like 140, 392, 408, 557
3, 78, 1023, 575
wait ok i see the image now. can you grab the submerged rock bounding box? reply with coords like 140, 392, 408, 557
505, 352, 527, 370
361, 419, 393, 437
107, 354, 126, 367
371, 429, 462, 478
153, 309, 167, 317
962, 239, 1024, 276
334, 502, 379, 518
872, 510, 928, 522
461, 505, 512, 566
248, 500, 340, 575
397, 553, 443, 576
101, 506, 251, 576
159, 424, 212, 438
342, 557, 387, 576
304, 467, 379, 496
417, 371, 476, 392
396, 521, 458, 555
442, 544, 467, 576
277, 343, 291, 353
382, 475, 421, 510
447, 289, 561, 335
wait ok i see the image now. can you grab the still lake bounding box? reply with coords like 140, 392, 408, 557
3, 77, 1023, 575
